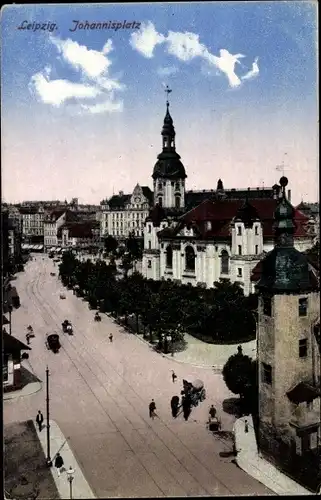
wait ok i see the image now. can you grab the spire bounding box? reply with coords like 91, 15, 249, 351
273, 176, 296, 247
161, 86, 175, 150
217, 179, 224, 190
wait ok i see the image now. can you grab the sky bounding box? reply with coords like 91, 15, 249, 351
1, 1, 318, 205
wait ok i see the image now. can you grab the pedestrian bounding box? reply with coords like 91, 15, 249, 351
54, 453, 64, 477
171, 370, 177, 383
109, 333, 113, 342
209, 405, 217, 419
244, 419, 249, 433
26, 333, 30, 345
149, 399, 156, 419
170, 396, 180, 418
182, 394, 192, 421
36, 410, 44, 432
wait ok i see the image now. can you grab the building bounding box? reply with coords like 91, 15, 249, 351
58, 220, 100, 249
3, 331, 31, 392
19, 205, 45, 243
296, 202, 320, 244
255, 177, 320, 491
142, 101, 313, 294
43, 209, 79, 251
100, 183, 153, 240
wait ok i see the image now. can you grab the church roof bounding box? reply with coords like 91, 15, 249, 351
286, 382, 321, 404
157, 197, 309, 240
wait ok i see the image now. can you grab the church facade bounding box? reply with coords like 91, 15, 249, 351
142, 102, 313, 295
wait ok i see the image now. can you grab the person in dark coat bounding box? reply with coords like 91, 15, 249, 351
170, 396, 180, 418
182, 394, 192, 421
209, 405, 217, 419
149, 399, 156, 419
36, 410, 44, 431
171, 371, 177, 383
109, 333, 113, 342
54, 453, 64, 476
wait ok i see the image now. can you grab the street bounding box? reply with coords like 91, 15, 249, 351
4, 255, 272, 497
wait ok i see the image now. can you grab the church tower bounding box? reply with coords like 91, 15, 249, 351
152, 88, 187, 210
256, 177, 320, 476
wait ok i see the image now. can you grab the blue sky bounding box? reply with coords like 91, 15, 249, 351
1, 2, 318, 204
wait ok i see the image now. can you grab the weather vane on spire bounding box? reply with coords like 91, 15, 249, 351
165, 84, 172, 105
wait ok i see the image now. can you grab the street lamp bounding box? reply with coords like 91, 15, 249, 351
66, 467, 75, 499
45, 366, 52, 467
8, 304, 13, 336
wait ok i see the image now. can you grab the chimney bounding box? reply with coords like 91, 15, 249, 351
287, 189, 291, 203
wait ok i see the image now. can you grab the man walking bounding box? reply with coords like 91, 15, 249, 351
149, 399, 156, 420
54, 452, 64, 477
171, 370, 177, 383
109, 333, 113, 343
36, 410, 44, 432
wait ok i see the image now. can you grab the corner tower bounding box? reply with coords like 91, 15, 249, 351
152, 87, 187, 210
256, 176, 320, 476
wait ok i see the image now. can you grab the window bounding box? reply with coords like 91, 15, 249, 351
307, 400, 314, 411
238, 245, 242, 255
299, 339, 308, 358
299, 298, 308, 316
262, 363, 272, 385
237, 226, 242, 236
147, 260, 152, 269
158, 182, 162, 191
175, 195, 181, 209
255, 245, 259, 255
185, 246, 195, 272
255, 226, 259, 235
148, 241, 151, 250
3, 356, 9, 381
237, 268, 242, 277
166, 245, 173, 268
221, 250, 229, 274
263, 296, 272, 316
175, 182, 180, 191
158, 197, 163, 207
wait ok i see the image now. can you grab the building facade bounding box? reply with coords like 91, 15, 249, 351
142, 103, 313, 295
100, 183, 153, 240
256, 177, 320, 491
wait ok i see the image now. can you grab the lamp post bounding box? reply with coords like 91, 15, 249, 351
66, 467, 75, 499
45, 366, 52, 467
8, 305, 12, 336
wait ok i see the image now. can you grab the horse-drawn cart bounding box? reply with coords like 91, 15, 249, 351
46, 333, 61, 353
182, 378, 206, 407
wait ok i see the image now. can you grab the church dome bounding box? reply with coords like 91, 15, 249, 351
152, 152, 187, 179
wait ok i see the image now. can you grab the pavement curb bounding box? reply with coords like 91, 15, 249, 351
233, 416, 313, 495
108, 315, 224, 371
35, 419, 95, 499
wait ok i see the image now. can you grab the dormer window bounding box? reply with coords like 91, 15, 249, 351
206, 221, 212, 231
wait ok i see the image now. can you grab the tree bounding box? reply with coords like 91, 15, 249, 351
104, 235, 118, 255
222, 351, 257, 405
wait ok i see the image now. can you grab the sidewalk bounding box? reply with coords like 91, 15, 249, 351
35, 420, 95, 499
4, 361, 42, 401
233, 415, 313, 495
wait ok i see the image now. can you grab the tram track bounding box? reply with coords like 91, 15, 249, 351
21, 257, 268, 496
31, 262, 237, 496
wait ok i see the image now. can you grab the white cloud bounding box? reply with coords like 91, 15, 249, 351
129, 21, 165, 58
29, 70, 102, 107
130, 22, 259, 89
241, 57, 260, 81
157, 65, 178, 77
30, 37, 124, 114
166, 31, 207, 61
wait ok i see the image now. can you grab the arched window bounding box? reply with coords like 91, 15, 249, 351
185, 246, 195, 272
221, 250, 229, 274
158, 182, 163, 191
175, 195, 181, 209
166, 245, 173, 268
158, 197, 163, 207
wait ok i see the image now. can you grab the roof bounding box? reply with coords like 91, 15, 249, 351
3, 331, 31, 353
19, 207, 39, 215
185, 187, 275, 211
58, 221, 99, 239
153, 151, 187, 180
157, 198, 310, 240
108, 194, 131, 209
251, 259, 319, 288
2, 314, 10, 325
141, 186, 154, 204
286, 382, 321, 404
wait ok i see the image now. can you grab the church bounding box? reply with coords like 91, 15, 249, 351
142, 98, 313, 295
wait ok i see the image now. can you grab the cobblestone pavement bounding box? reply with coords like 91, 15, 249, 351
4, 254, 273, 497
